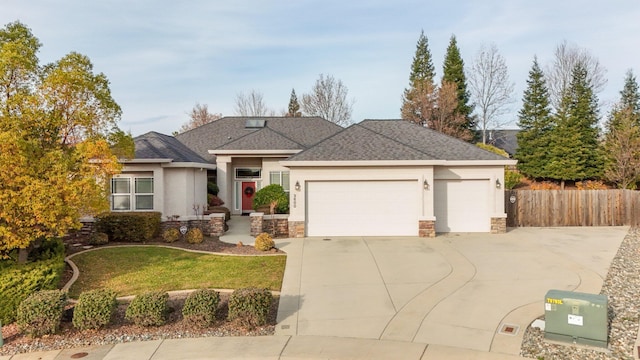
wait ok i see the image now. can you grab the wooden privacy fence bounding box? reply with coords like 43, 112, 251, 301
505, 190, 640, 227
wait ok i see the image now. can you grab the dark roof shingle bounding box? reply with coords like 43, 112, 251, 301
134, 131, 208, 163
286, 119, 509, 162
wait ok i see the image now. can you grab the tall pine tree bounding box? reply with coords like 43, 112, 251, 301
547, 63, 602, 187
515, 57, 553, 179
442, 35, 475, 137
603, 69, 640, 189
408, 30, 435, 89
402, 30, 436, 124
620, 69, 640, 116
287, 88, 301, 117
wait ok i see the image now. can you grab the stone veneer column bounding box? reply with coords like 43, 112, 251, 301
491, 217, 507, 234
250, 213, 264, 236
288, 221, 305, 238
208, 214, 226, 237
418, 220, 436, 238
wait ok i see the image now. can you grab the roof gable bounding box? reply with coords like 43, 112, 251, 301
133, 131, 208, 163
285, 119, 510, 162
175, 116, 343, 161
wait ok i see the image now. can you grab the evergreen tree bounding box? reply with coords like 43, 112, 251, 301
442, 35, 475, 138
547, 63, 603, 187
402, 31, 436, 121
408, 30, 436, 89
603, 70, 640, 189
515, 57, 554, 179
287, 88, 301, 117
620, 69, 640, 116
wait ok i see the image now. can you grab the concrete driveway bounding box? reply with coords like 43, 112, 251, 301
275, 227, 628, 356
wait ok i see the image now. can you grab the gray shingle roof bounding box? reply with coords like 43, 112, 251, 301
286, 119, 510, 162
134, 131, 208, 163
175, 116, 343, 161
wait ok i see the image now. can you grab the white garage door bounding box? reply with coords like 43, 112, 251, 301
434, 179, 491, 232
306, 181, 419, 237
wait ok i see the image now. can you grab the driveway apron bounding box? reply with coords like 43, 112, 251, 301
275, 227, 628, 355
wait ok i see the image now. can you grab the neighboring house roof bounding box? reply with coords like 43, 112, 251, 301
175, 116, 343, 161
486, 129, 520, 156
132, 131, 209, 163
285, 119, 511, 162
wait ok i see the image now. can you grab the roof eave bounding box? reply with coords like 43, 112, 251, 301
162, 162, 217, 170
121, 158, 173, 164
280, 159, 517, 167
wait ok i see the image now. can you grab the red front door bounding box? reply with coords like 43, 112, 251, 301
241, 182, 256, 212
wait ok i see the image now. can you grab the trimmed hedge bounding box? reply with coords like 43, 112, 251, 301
228, 287, 273, 328
95, 212, 161, 242
182, 289, 220, 327
16, 290, 67, 337
162, 228, 180, 243
72, 289, 117, 330
0, 257, 66, 324
125, 291, 169, 327
88, 232, 109, 245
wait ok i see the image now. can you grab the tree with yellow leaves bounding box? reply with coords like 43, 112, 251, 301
0, 21, 129, 261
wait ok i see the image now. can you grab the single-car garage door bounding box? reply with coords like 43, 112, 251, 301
434, 179, 491, 232
306, 181, 419, 236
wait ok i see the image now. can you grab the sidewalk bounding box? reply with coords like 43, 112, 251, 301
2, 335, 524, 360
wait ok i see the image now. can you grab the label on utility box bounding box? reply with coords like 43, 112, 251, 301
568, 314, 583, 326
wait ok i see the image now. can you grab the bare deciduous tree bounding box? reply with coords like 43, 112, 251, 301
234, 90, 273, 116
177, 103, 222, 133
469, 43, 515, 144
401, 81, 473, 141
546, 40, 607, 110
301, 74, 354, 126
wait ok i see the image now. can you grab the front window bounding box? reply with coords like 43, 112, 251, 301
270, 171, 290, 193
111, 177, 154, 211
235, 168, 261, 179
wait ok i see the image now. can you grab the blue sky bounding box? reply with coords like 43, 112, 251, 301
2, 1, 639, 136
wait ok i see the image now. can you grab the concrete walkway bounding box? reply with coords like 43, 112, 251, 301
220, 215, 254, 245
1, 227, 628, 359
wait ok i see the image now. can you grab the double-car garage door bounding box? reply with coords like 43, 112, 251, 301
305, 179, 491, 236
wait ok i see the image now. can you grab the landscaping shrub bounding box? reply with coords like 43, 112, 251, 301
162, 228, 180, 243
124, 291, 169, 327
476, 142, 509, 158
504, 169, 523, 190
72, 289, 117, 330
95, 212, 161, 242
185, 228, 204, 244
182, 289, 220, 327
88, 232, 109, 245
0, 257, 65, 324
253, 184, 289, 214
228, 287, 273, 328
254, 232, 275, 251
16, 290, 67, 337
576, 180, 608, 190
208, 206, 231, 221
207, 182, 219, 196
208, 194, 224, 207
28, 238, 65, 262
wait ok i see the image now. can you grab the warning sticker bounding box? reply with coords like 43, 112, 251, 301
568, 314, 583, 326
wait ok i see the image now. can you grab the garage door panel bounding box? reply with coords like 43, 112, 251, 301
434, 179, 490, 233
307, 181, 418, 237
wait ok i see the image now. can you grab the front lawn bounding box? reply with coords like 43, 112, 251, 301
68, 247, 286, 298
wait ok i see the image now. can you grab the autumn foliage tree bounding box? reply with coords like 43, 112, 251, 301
0, 21, 124, 260
401, 81, 473, 141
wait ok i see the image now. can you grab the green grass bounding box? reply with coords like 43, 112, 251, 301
68, 247, 286, 298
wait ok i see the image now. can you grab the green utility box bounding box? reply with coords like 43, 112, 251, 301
544, 290, 608, 348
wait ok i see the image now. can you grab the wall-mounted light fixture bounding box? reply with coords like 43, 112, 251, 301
496, 179, 501, 189
295, 181, 301, 191
423, 179, 429, 190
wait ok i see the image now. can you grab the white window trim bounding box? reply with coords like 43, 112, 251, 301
110, 176, 154, 211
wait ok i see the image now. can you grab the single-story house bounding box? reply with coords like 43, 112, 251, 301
118, 117, 516, 236
114, 131, 216, 220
